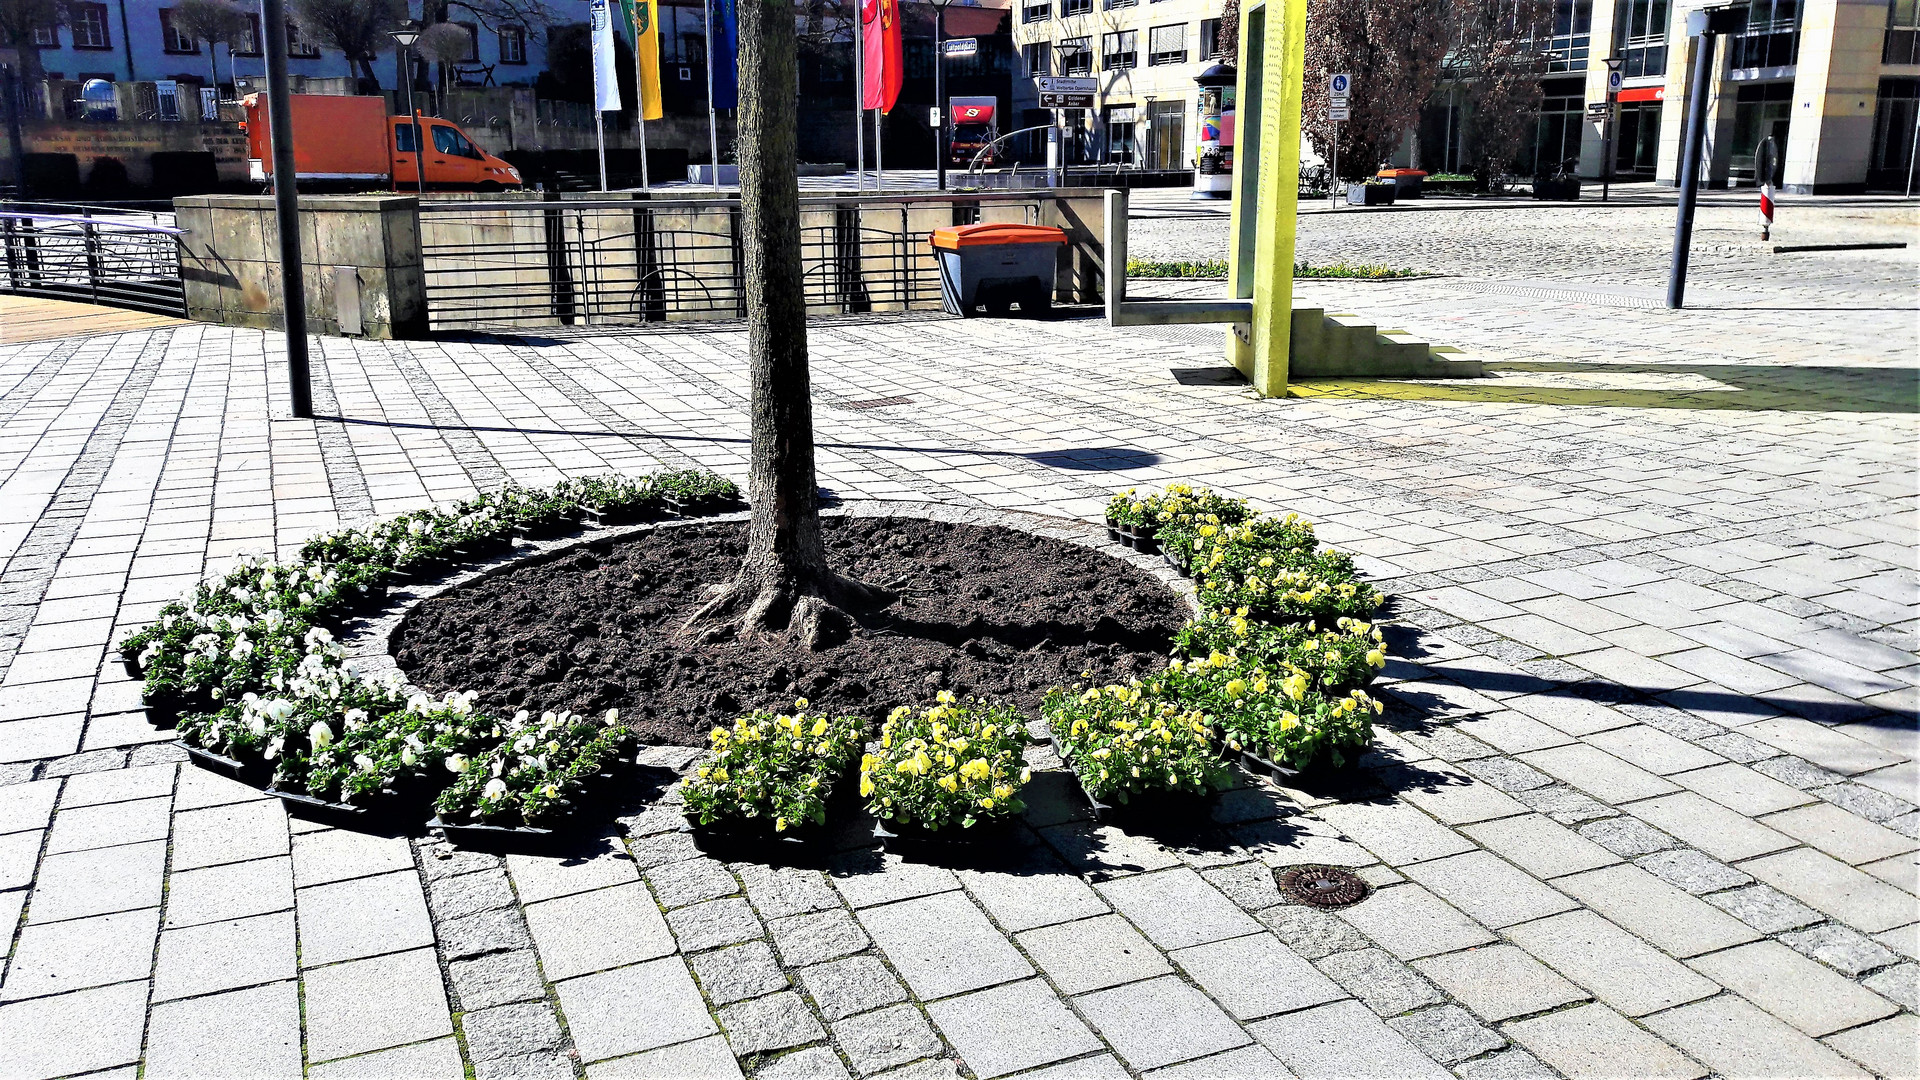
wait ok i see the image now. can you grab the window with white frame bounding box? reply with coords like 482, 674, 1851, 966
70, 3, 111, 48
159, 9, 199, 53
1026, 41, 1051, 74
1102, 30, 1137, 68
1200, 17, 1223, 58
499, 25, 528, 63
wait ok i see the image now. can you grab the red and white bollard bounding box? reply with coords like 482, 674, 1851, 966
1760, 182, 1775, 241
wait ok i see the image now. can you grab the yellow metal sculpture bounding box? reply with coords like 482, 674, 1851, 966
1224, 0, 1309, 397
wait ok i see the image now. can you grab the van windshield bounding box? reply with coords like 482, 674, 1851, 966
954, 123, 990, 142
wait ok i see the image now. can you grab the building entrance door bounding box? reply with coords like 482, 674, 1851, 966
1614, 103, 1662, 175
1148, 100, 1185, 171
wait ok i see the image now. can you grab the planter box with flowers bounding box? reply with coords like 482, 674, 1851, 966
1045, 681, 1232, 819
681, 703, 868, 842
861, 694, 1031, 843
429, 708, 632, 839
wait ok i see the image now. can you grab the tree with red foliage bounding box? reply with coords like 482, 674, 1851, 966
1300, 0, 1449, 180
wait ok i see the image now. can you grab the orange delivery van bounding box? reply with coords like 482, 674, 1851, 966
244, 94, 523, 191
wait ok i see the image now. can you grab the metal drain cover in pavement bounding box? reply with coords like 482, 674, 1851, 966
1277, 865, 1372, 909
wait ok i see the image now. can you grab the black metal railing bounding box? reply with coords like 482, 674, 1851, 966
0, 203, 187, 317
416, 193, 1050, 330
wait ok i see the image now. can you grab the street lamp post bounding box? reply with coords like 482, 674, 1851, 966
1668, 4, 1746, 309
262, 0, 312, 419
933, 0, 947, 191
388, 23, 426, 197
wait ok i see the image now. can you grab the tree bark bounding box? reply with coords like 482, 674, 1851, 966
683, 0, 889, 649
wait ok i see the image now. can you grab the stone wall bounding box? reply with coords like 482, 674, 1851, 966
175, 195, 427, 340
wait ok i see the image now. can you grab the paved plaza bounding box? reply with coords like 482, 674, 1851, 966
0, 193, 1915, 1080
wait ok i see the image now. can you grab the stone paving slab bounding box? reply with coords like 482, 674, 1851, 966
0, 196, 1915, 1078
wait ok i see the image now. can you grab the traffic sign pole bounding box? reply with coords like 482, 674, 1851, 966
1328, 74, 1350, 209
1602, 59, 1623, 203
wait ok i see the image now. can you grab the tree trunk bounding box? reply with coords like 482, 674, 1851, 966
683, 0, 890, 649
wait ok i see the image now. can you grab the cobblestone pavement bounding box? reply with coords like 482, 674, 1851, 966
0, 195, 1915, 1080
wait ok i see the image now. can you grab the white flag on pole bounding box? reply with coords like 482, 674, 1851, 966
590, 0, 623, 113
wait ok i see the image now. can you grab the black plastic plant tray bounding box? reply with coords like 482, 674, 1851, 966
178, 741, 268, 783
1162, 548, 1191, 577
264, 786, 369, 819
580, 502, 665, 527
662, 494, 743, 518
1235, 746, 1301, 784
1049, 733, 1215, 823
872, 815, 1019, 848
511, 515, 586, 542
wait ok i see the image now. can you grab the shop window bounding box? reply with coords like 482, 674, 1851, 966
70, 3, 111, 49
1731, 81, 1793, 180
1526, 80, 1586, 174
1148, 23, 1187, 65
1103, 30, 1137, 68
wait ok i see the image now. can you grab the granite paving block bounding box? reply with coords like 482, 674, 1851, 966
719, 990, 827, 1056
1094, 867, 1262, 950
1518, 744, 1678, 804
1141, 1044, 1289, 1079
162, 855, 294, 928
1643, 995, 1868, 1080
1741, 847, 1918, 932
1412, 945, 1586, 1023
0, 779, 57, 834
831, 1002, 945, 1075
1257, 903, 1373, 959
1634, 848, 1753, 894
1761, 802, 1918, 865
1584, 725, 1724, 776
1201, 862, 1286, 911
1688, 940, 1899, 1037
797, 955, 906, 1020
1315, 947, 1446, 1017
1336, 883, 1495, 960
1503, 911, 1718, 1017
460, 1000, 567, 1064
1504, 694, 1635, 737
1861, 961, 1919, 1011
143, 980, 303, 1080
1554, 863, 1761, 957
858, 891, 1031, 1000
771, 907, 870, 967
506, 839, 640, 902
1248, 998, 1452, 1079
169, 798, 287, 870
1627, 792, 1796, 861
668, 896, 765, 953
925, 979, 1100, 1079
0, 889, 22, 954
1170, 931, 1345, 1020
736, 863, 840, 919
555, 957, 718, 1063
1779, 922, 1904, 977
152, 909, 295, 1002
1453, 712, 1576, 755
439, 904, 535, 960
648, 857, 740, 909
426, 866, 516, 920
586, 1035, 745, 1080
525, 881, 676, 979
0, 979, 148, 1079
1504, 1003, 1704, 1080
296, 868, 436, 966
1386, 1004, 1506, 1065
309, 1038, 466, 1080
1231, 815, 1378, 869
1313, 800, 1477, 866
1075, 975, 1250, 1071
291, 828, 415, 887
302, 947, 454, 1062
450, 948, 550, 1010
1744, 716, 1908, 776
830, 849, 961, 908
1706, 882, 1826, 933
0, 906, 158, 1001
1461, 814, 1618, 879
1017, 913, 1171, 994
1822, 1014, 1917, 1080
1576, 815, 1677, 857
1400, 850, 1577, 928
1385, 766, 1527, 825
1673, 762, 1818, 816
956, 852, 1109, 932
1039, 820, 1186, 876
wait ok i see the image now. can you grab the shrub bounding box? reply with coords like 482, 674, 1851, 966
1045, 682, 1230, 803
861, 694, 1031, 830
681, 705, 868, 833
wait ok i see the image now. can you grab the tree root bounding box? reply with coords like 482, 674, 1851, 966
683, 570, 893, 651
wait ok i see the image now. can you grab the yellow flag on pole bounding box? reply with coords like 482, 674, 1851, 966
628, 0, 664, 121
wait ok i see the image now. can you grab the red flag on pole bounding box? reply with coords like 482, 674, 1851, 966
861, 0, 903, 113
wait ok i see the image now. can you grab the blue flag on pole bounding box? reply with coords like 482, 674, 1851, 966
709, 0, 739, 110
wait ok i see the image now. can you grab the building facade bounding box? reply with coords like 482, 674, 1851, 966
1421, 0, 1919, 191
1010, 0, 1230, 168
21, 0, 549, 93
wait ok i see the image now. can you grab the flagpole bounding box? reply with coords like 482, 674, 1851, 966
639, 117, 650, 188
596, 114, 608, 191
854, 2, 865, 192
704, 0, 720, 188
875, 108, 883, 187
592, 0, 609, 191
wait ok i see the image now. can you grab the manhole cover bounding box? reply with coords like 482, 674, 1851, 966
1276, 865, 1372, 909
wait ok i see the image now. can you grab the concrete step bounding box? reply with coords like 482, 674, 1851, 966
1288, 309, 1482, 379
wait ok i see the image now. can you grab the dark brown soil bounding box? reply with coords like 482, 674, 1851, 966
393, 517, 1189, 746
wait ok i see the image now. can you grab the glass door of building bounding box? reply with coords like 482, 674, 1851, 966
1613, 103, 1662, 175
1148, 100, 1186, 171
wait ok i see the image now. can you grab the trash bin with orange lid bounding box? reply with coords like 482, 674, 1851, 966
927, 223, 1066, 317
